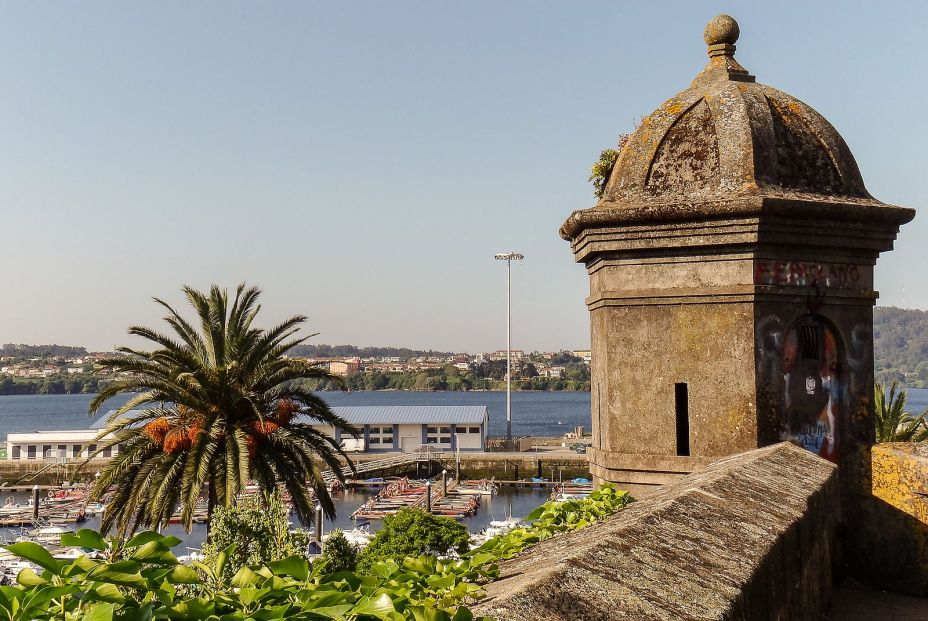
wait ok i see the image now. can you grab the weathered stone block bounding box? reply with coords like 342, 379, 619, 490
474, 443, 838, 621
850, 443, 928, 595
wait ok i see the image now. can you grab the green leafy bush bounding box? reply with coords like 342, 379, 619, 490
468, 485, 632, 560
358, 509, 471, 572
0, 529, 486, 620
200, 491, 311, 581
0, 486, 631, 620
318, 529, 360, 574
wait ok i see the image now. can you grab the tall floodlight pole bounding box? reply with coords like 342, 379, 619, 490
495, 252, 524, 446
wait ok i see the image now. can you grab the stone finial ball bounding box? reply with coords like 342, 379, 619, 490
704, 14, 739, 46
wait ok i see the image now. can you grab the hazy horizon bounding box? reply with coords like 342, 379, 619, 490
3, 2, 926, 353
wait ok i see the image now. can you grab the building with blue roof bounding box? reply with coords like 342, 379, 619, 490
313, 405, 488, 453
6, 405, 488, 460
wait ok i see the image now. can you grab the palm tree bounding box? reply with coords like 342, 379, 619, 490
874, 382, 928, 442
86, 284, 356, 538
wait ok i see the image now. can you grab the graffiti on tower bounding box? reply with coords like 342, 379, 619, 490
781, 317, 840, 462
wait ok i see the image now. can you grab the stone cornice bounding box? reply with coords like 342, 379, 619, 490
561, 196, 915, 245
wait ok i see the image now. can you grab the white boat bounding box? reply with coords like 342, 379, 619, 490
83, 502, 107, 516
470, 516, 526, 547
177, 550, 205, 565
456, 479, 498, 496
31, 526, 74, 545
0, 498, 28, 515
53, 548, 85, 560
552, 492, 587, 502
328, 523, 373, 549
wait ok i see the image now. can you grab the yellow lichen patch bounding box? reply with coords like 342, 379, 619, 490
870, 444, 928, 583
871, 444, 928, 522
665, 101, 684, 115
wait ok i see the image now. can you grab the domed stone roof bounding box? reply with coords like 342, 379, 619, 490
561, 15, 914, 240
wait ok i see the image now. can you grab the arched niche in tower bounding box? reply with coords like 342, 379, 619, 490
781, 314, 844, 463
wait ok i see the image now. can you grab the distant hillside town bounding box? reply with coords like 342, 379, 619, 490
0, 343, 592, 394
299, 349, 591, 378
2, 305, 926, 394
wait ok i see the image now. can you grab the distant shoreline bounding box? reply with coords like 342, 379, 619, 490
0, 387, 593, 397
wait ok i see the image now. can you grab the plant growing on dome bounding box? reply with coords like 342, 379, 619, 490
588, 133, 631, 199
85, 283, 355, 538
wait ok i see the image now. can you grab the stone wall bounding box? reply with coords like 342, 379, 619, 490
850, 442, 928, 595
474, 442, 838, 621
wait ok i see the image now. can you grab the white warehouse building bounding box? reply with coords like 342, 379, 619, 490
312, 405, 488, 453
5, 404, 489, 460
5, 429, 117, 461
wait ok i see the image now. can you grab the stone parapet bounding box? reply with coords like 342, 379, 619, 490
851, 442, 928, 595
474, 442, 838, 621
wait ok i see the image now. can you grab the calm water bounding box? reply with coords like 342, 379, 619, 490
0, 486, 554, 551
2, 388, 925, 549
1, 387, 925, 440
2, 387, 925, 439
0, 391, 586, 547
0, 391, 593, 439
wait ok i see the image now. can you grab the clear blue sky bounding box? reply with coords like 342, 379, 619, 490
1, 1, 925, 353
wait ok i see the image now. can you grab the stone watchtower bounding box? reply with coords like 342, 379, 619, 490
561, 16, 914, 494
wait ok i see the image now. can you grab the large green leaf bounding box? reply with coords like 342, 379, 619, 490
168, 564, 201, 584
125, 531, 182, 549
83, 602, 115, 621
267, 555, 309, 581
15, 568, 47, 587
524, 505, 546, 521
60, 528, 107, 551
167, 598, 215, 620
215, 544, 236, 578
409, 606, 452, 621
88, 582, 126, 604
128, 541, 177, 565
230, 566, 261, 588
350, 593, 396, 618
87, 563, 148, 588
3, 542, 60, 574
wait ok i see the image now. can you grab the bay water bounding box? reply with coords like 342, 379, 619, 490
2, 389, 925, 549
0, 391, 589, 548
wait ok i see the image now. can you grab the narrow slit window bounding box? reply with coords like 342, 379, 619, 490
675, 383, 690, 457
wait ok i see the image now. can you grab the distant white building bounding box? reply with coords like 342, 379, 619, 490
571, 350, 592, 364
6, 430, 116, 461
311, 406, 488, 453
489, 350, 524, 362
6, 405, 489, 460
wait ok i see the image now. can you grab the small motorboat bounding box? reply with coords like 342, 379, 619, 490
31, 525, 74, 545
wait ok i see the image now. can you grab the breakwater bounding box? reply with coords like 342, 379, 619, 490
0, 449, 591, 486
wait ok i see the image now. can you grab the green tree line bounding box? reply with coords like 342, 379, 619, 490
0, 374, 102, 395
301, 362, 591, 392
289, 344, 455, 359
874, 306, 928, 388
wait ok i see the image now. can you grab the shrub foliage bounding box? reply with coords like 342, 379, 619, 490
0, 486, 631, 620
358, 509, 471, 572
200, 491, 311, 582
